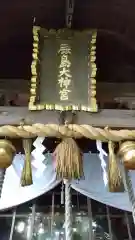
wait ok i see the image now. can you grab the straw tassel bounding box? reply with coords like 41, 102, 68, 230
53, 137, 83, 180
108, 141, 124, 192
21, 139, 33, 187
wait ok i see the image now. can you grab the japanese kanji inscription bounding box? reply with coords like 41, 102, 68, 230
29, 27, 98, 112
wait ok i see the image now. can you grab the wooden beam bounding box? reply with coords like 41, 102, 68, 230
1, 80, 135, 100
97, 82, 135, 98
1, 79, 135, 100
0, 79, 28, 93
0, 107, 135, 128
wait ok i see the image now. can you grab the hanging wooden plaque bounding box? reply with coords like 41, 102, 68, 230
29, 26, 98, 112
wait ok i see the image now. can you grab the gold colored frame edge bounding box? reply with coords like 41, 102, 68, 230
88, 30, 98, 112
29, 26, 98, 112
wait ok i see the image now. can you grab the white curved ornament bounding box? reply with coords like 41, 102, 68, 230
0, 153, 60, 210
1, 152, 135, 211
71, 153, 135, 212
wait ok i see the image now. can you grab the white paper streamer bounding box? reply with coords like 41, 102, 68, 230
96, 140, 108, 186
31, 137, 47, 178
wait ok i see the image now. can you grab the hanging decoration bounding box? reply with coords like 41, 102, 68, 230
29, 26, 98, 112
96, 140, 108, 186
108, 140, 124, 192
0, 139, 16, 197
118, 141, 135, 170
21, 138, 33, 187
31, 137, 46, 178
0, 139, 16, 169
53, 137, 83, 180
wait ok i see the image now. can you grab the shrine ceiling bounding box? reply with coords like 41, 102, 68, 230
0, 0, 135, 82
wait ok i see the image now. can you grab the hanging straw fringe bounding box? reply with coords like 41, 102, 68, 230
108, 141, 124, 192
21, 139, 33, 187
53, 138, 83, 179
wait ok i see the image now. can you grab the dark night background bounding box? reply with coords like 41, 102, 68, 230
0, 0, 135, 82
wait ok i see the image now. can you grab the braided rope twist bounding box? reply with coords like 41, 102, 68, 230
0, 124, 135, 141
64, 179, 73, 240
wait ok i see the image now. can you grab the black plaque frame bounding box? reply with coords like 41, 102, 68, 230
29, 26, 98, 112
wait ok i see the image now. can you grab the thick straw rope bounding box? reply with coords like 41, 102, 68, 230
0, 124, 135, 140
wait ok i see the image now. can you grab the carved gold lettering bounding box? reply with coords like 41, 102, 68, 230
59, 88, 71, 101
58, 43, 72, 101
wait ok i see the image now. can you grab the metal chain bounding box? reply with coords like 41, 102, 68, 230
0, 169, 6, 198
65, 0, 75, 28
120, 161, 135, 225
124, 169, 135, 225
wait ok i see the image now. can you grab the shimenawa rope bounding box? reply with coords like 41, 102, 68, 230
0, 124, 135, 141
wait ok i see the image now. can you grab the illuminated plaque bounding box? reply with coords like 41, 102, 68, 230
29, 27, 98, 112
